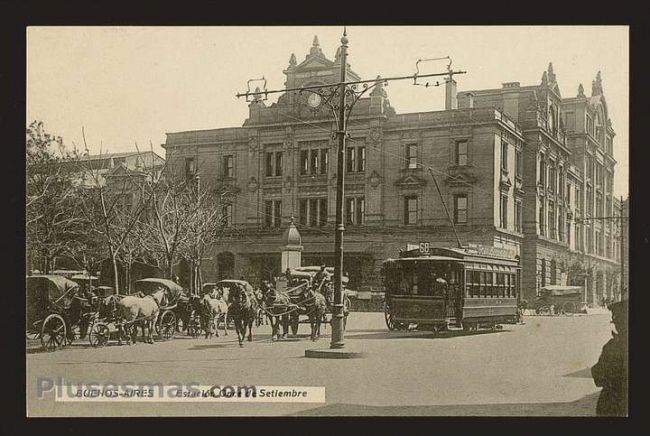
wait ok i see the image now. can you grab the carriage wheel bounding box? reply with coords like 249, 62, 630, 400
89, 322, 110, 347
384, 301, 397, 331
41, 314, 66, 351
562, 302, 576, 316
537, 306, 552, 316
159, 311, 177, 340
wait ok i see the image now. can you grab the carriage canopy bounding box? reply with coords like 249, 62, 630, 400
133, 278, 184, 301
539, 285, 583, 297
26, 275, 81, 325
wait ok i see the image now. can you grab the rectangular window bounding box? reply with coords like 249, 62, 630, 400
346, 197, 365, 225
346, 198, 356, 225
539, 155, 546, 185
515, 148, 522, 178
558, 208, 564, 241
539, 199, 545, 236
309, 198, 318, 227
273, 201, 282, 228
300, 150, 309, 175
549, 164, 556, 193
310, 149, 319, 175
540, 258, 546, 288
223, 155, 234, 178
566, 183, 571, 205
318, 198, 328, 227
264, 201, 273, 228
515, 200, 522, 233
299, 199, 307, 226
320, 149, 328, 174
501, 140, 508, 171
357, 146, 366, 172
265, 152, 274, 177
454, 194, 468, 224
346, 147, 356, 173
548, 201, 555, 239
558, 169, 564, 199
566, 214, 572, 245
404, 196, 418, 225
264, 200, 281, 228
455, 140, 468, 166
275, 151, 283, 177
500, 194, 508, 228
406, 144, 418, 169
185, 157, 195, 178
356, 197, 365, 225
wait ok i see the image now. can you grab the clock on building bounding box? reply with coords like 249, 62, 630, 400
307, 93, 322, 108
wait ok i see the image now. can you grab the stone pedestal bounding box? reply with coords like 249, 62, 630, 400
280, 217, 303, 272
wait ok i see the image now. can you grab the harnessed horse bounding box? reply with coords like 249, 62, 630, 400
227, 284, 258, 347
117, 289, 167, 344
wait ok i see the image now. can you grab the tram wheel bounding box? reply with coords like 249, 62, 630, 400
384, 301, 397, 331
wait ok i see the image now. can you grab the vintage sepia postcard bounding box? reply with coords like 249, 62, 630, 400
25, 25, 629, 417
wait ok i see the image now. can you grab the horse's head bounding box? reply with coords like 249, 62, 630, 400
150, 288, 167, 307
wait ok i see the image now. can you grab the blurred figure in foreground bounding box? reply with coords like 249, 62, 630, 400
591, 300, 628, 416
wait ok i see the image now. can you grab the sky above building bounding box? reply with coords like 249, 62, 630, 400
27, 26, 629, 197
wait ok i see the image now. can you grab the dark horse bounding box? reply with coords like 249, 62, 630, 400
260, 285, 292, 341
300, 286, 327, 341
227, 284, 258, 347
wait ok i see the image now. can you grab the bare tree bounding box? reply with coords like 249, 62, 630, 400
26, 121, 85, 273
178, 182, 232, 293
77, 130, 152, 294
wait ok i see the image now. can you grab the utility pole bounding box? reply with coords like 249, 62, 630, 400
330, 31, 348, 349
237, 28, 466, 351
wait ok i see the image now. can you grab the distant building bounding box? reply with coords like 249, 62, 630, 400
163, 37, 622, 303
75, 151, 165, 188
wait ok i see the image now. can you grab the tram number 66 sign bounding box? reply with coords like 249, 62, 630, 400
419, 242, 430, 254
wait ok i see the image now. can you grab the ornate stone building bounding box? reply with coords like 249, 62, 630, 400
163, 38, 622, 301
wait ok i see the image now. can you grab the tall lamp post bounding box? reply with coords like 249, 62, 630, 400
237, 28, 466, 351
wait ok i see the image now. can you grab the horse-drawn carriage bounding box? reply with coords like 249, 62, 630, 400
131, 278, 184, 340
528, 285, 587, 315
26, 275, 87, 351
258, 266, 351, 340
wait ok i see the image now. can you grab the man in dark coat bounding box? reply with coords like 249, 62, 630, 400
591, 300, 628, 416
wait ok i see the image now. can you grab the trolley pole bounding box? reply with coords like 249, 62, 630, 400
330, 31, 348, 349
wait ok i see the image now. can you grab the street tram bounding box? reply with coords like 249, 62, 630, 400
382, 244, 520, 333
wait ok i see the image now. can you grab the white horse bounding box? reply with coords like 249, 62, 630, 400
118, 289, 167, 344
201, 294, 229, 338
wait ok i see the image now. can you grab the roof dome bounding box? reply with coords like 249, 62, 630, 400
282, 216, 302, 247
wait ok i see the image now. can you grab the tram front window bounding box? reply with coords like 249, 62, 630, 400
386, 261, 460, 296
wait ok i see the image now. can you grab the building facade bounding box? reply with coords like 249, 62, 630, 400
163, 38, 622, 302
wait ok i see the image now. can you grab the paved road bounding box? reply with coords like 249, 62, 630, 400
26, 312, 612, 416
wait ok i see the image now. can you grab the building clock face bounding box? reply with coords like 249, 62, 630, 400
307, 93, 322, 108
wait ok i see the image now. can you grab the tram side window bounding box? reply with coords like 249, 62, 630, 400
487, 272, 495, 297
466, 271, 476, 297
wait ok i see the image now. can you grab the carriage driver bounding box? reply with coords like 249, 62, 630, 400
314, 265, 328, 291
